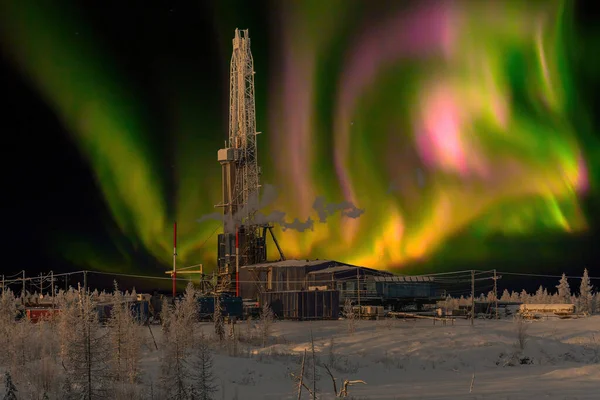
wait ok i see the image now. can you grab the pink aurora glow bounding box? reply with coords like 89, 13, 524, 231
334, 1, 458, 205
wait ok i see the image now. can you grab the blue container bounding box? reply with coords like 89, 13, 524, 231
197, 296, 243, 320
129, 300, 149, 323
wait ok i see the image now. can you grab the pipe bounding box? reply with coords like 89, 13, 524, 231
236, 228, 241, 296
173, 221, 177, 299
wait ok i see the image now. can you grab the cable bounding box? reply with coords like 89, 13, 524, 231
196, 222, 221, 252
4, 270, 25, 279
497, 271, 600, 280
87, 270, 192, 282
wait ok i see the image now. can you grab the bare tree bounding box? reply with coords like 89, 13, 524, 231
343, 299, 355, 334
213, 297, 225, 342
189, 338, 218, 400
160, 296, 172, 334
0, 288, 17, 366
7, 317, 34, 392
108, 281, 143, 386
259, 302, 274, 348
108, 281, 127, 382
323, 364, 367, 398
515, 315, 529, 352
160, 286, 198, 400
65, 287, 112, 399
28, 319, 59, 398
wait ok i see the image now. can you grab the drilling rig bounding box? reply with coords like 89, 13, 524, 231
215, 28, 284, 297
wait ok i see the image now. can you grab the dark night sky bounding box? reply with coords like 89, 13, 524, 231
0, 0, 274, 289
0, 1, 598, 292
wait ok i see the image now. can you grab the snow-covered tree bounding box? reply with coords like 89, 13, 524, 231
556, 273, 571, 304
213, 297, 224, 342
160, 296, 172, 333
189, 338, 217, 400
108, 281, 142, 385
180, 283, 198, 331
343, 298, 355, 334
56, 289, 79, 368
108, 281, 127, 381
259, 302, 274, 348
63, 287, 112, 399
579, 268, 594, 314
500, 289, 511, 302
160, 284, 198, 399
520, 289, 529, 304
0, 289, 18, 366
533, 285, 544, 303
29, 319, 59, 398
510, 291, 520, 303
9, 316, 33, 381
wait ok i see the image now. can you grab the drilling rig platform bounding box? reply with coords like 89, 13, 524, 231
214, 28, 284, 297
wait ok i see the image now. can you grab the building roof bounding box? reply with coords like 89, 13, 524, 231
306, 265, 393, 276
242, 259, 334, 269
242, 259, 394, 276
373, 275, 435, 283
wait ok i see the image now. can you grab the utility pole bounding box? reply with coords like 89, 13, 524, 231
493, 269, 498, 319
51, 271, 55, 309
357, 267, 361, 320
83, 270, 88, 294
471, 270, 475, 326
173, 221, 177, 299
22, 270, 26, 304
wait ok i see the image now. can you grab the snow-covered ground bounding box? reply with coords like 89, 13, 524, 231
176, 316, 600, 399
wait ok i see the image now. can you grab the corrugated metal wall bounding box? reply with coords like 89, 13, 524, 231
261, 290, 340, 320
378, 282, 439, 298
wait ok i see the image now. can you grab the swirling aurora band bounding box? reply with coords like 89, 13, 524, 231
0, 1, 596, 273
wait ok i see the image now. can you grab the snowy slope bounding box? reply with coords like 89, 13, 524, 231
139, 316, 600, 399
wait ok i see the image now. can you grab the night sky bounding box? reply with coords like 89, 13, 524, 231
0, 0, 599, 287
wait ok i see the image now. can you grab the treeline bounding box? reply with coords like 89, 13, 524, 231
444, 269, 600, 314
0, 282, 275, 400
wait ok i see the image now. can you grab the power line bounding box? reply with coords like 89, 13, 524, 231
497, 271, 600, 280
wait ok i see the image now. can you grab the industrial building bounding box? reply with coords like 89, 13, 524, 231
207, 28, 445, 319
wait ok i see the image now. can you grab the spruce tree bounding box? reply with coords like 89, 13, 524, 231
556, 273, 571, 304
519, 289, 529, 304
534, 286, 544, 303
579, 268, 593, 314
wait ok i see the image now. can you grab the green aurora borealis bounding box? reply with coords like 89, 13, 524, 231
1, 1, 599, 274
